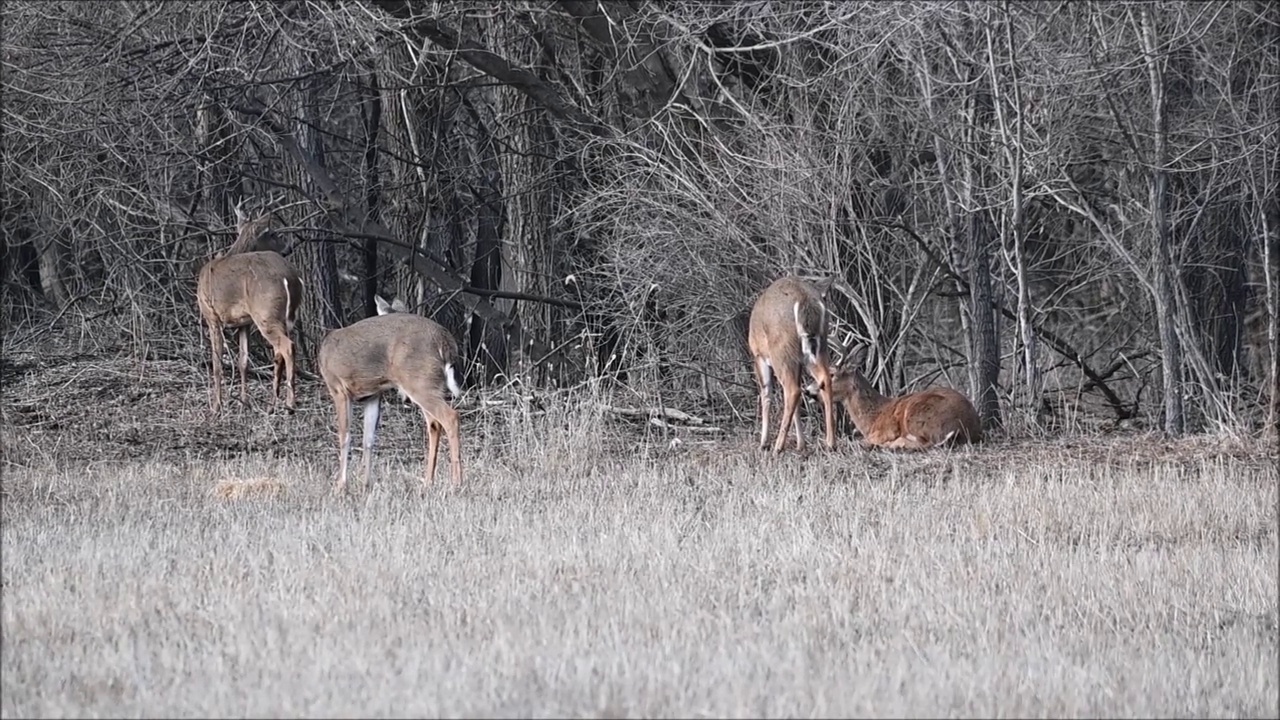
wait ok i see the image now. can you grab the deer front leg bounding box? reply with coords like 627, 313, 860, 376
773, 371, 803, 454
236, 327, 250, 406
333, 393, 352, 496
811, 364, 836, 451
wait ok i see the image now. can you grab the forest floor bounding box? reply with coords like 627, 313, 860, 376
2, 344, 1277, 717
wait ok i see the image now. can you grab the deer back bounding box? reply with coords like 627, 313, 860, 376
870, 387, 983, 447
748, 276, 830, 371
197, 251, 302, 328
319, 313, 459, 400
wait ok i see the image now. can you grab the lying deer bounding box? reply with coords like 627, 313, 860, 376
196, 201, 303, 413
318, 294, 463, 493
808, 345, 983, 450
748, 275, 837, 453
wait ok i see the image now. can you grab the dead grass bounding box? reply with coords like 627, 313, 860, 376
211, 475, 289, 501
1, 351, 1277, 718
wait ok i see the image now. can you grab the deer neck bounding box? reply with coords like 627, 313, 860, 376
840, 375, 892, 437
224, 233, 260, 256
224, 220, 271, 256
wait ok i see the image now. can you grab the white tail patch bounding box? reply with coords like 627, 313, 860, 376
445, 363, 461, 398
794, 301, 819, 365
282, 277, 296, 332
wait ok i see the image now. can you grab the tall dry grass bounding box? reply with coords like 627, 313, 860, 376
2, 387, 1276, 718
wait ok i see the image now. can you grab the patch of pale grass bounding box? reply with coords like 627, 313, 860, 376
212, 476, 289, 501
1, 415, 1276, 718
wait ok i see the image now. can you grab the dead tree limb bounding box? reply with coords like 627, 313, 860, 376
369, 1, 612, 138
230, 96, 577, 375
873, 218, 1137, 420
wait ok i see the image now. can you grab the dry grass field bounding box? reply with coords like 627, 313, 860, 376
2, 353, 1278, 718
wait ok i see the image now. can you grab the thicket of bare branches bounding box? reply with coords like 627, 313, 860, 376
3, 0, 1276, 436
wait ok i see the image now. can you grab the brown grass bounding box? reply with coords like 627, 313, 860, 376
1, 352, 1277, 718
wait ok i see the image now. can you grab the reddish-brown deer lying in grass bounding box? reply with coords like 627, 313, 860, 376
318, 294, 463, 494
748, 275, 837, 453
196, 201, 304, 413
808, 345, 983, 450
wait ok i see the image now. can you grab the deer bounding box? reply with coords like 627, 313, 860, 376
747, 275, 838, 454
195, 200, 304, 414
317, 294, 464, 494
808, 345, 983, 450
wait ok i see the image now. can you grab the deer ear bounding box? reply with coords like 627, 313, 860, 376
375, 295, 393, 315
392, 297, 410, 313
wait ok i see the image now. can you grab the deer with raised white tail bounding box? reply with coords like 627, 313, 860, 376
809, 345, 983, 450
196, 200, 303, 413
318, 294, 464, 493
747, 275, 837, 453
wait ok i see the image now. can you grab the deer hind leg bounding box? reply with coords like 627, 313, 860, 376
257, 322, 296, 412
405, 388, 462, 490
436, 400, 463, 487
793, 402, 805, 447
429, 399, 463, 488
359, 396, 382, 491
332, 390, 353, 496
753, 356, 774, 450
206, 318, 225, 414
424, 418, 442, 491
773, 366, 803, 454
236, 327, 250, 406
883, 436, 914, 450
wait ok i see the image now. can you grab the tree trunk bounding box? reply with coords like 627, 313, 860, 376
469, 157, 507, 383
988, 2, 1039, 418
361, 67, 383, 321
1140, 6, 1185, 435
36, 233, 68, 308
963, 21, 1003, 432
301, 79, 343, 333
967, 208, 1003, 429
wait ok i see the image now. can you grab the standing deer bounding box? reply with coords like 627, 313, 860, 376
809, 345, 983, 450
196, 201, 304, 413
748, 275, 837, 453
318, 294, 463, 493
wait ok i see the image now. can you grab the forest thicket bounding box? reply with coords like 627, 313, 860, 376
3, 0, 1278, 436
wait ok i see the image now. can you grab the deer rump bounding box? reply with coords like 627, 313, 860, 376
318, 314, 459, 402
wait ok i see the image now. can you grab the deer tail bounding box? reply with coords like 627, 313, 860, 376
445, 362, 462, 398
282, 277, 298, 333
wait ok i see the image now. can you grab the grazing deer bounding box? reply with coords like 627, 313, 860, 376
318, 294, 463, 493
809, 345, 983, 450
747, 275, 837, 453
196, 201, 304, 413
